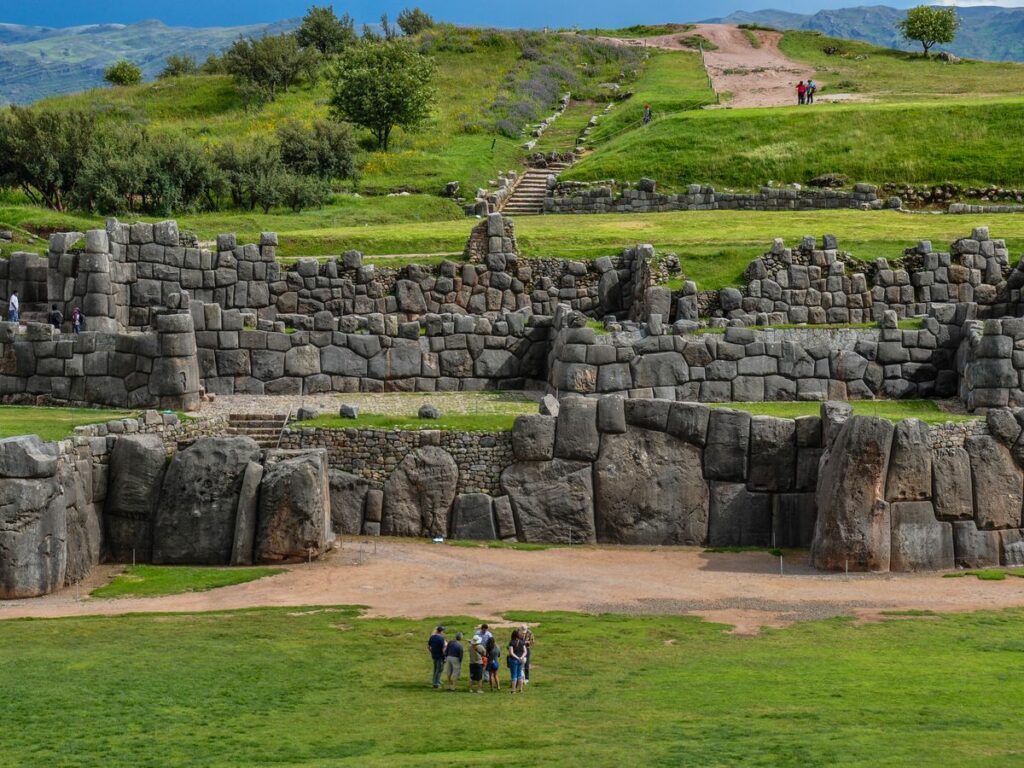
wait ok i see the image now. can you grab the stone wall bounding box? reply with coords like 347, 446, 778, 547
546, 182, 883, 215
958, 317, 1024, 409
546, 307, 961, 402
0, 313, 201, 410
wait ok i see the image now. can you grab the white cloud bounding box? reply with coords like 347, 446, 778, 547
932, 0, 1024, 6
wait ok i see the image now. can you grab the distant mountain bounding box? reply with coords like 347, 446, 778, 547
0, 17, 299, 106
706, 4, 1024, 62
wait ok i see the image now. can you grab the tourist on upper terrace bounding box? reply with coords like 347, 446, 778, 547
428, 625, 446, 689
7, 291, 18, 323
71, 307, 83, 334
48, 304, 63, 330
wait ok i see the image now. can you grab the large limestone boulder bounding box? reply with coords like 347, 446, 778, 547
62, 462, 102, 584
554, 397, 600, 461
231, 461, 263, 566
0, 435, 58, 478
451, 493, 497, 540
501, 459, 595, 544
256, 451, 331, 563
381, 447, 459, 537
932, 448, 974, 521
328, 469, 371, 535
952, 520, 1000, 568
0, 477, 66, 598
966, 435, 1023, 530
594, 429, 708, 545
152, 436, 261, 564
884, 419, 932, 502
811, 416, 895, 571
708, 482, 772, 547
104, 434, 167, 562
704, 409, 750, 482
889, 501, 953, 572
747, 416, 795, 492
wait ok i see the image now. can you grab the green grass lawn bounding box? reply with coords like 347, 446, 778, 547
566, 97, 1024, 191
781, 31, 1024, 102
0, 406, 135, 441
91, 565, 286, 598
531, 100, 599, 155
4, 606, 1024, 765
709, 399, 978, 424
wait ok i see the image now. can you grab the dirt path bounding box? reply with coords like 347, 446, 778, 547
594, 24, 823, 109
5, 541, 1024, 635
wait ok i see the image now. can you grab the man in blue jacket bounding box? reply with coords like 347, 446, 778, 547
428, 626, 447, 689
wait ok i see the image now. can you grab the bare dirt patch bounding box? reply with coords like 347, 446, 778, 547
5, 540, 1024, 634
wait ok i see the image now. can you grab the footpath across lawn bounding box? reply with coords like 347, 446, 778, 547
3, 607, 1024, 766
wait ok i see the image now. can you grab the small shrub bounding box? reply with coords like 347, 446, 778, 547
104, 60, 143, 87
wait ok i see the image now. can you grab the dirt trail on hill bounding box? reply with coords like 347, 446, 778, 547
595, 24, 821, 108
4, 542, 1024, 635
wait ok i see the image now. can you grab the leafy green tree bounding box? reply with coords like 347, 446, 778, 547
280, 172, 331, 212
329, 40, 436, 151
159, 54, 199, 79
0, 107, 96, 211
276, 119, 356, 180
200, 53, 228, 74
224, 33, 319, 104
141, 134, 220, 214
213, 140, 284, 211
397, 8, 435, 36
104, 60, 143, 87
70, 124, 148, 214
897, 6, 960, 57
296, 5, 356, 56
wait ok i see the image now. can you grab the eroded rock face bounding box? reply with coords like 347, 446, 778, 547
966, 435, 1023, 530
932, 448, 974, 521
63, 462, 101, 585
0, 477, 66, 599
231, 461, 263, 566
594, 429, 708, 545
501, 459, 595, 544
884, 419, 932, 502
256, 451, 331, 563
708, 482, 772, 547
0, 435, 58, 478
811, 416, 894, 571
381, 447, 459, 537
328, 469, 370, 535
104, 434, 167, 562
889, 501, 954, 572
451, 493, 496, 540
152, 436, 260, 565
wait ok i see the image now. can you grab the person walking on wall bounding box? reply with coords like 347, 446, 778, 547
71, 307, 84, 334
428, 625, 447, 689
806, 79, 816, 105
507, 629, 527, 694
468, 632, 486, 693
7, 291, 19, 323
520, 624, 535, 685
444, 632, 464, 691
485, 634, 501, 691
48, 304, 63, 330
796, 81, 807, 105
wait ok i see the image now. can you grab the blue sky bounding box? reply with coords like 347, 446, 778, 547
0, 0, 935, 29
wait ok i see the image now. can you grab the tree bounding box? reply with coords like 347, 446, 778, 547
213, 140, 284, 211
277, 119, 356, 180
70, 124, 148, 214
223, 33, 319, 104
379, 13, 399, 40
0, 107, 96, 211
159, 54, 199, 79
397, 8, 435, 36
897, 6, 959, 57
296, 5, 356, 56
141, 134, 220, 214
104, 60, 143, 87
329, 40, 436, 152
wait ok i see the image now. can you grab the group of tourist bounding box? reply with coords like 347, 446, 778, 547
796, 80, 817, 105
428, 623, 535, 693
4, 293, 85, 333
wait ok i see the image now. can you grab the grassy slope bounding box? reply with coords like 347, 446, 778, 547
91, 565, 285, 598
709, 399, 978, 424
4, 607, 1024, 765
5, 206, 1024, 289
565, 98, 1024, 190
0, 406, 135, 441
780, 30, 1024, 101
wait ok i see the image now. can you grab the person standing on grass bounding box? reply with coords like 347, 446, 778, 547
643, 104, 653, 125
521, 625, 535, 685
7, 291, 19, 323
807, 79, 816, 105
485, 635, 501, 691
468, 632, 486, 693
444, 632, 464, 691
507, 629, 527, 694
428, 625, 447, 689
796, 81, 807, 105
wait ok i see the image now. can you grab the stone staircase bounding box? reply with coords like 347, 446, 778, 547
500, 163, 570, 216
226, 413, 289, 449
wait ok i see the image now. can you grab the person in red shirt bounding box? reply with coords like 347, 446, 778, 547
797, 81, 807, 105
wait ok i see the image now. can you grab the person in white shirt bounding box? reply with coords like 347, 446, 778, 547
7, 292, 19, 323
